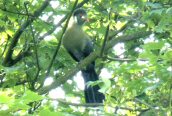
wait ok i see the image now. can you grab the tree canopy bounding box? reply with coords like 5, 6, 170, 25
0, 0, 172, 115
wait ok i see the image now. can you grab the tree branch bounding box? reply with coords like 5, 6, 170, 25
55, 98, 104, 107
102, 56, 148, 62
25, 3, 41, 90
2, 0, 90, 67
76, 0, 89, 9
50, 98, 149, 112
2, 0, 51, 67
1, 34, 10, 57
109, 20, 133, 40
38, 0, 90, 41
100, 23, 109, 57
38, 0, 90, 87
12, 50, 31, 65
0, 80, 28, 88
115, 106, 149, 112
0, 7, 34, 17
38, 31, 151, 94
134, 98, 155, 109
38, 0, 79, 89
38, 15, 67, 41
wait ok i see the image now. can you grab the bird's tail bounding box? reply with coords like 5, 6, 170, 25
81, 64, 105, 103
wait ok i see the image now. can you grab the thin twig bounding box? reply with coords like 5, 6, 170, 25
100, 10, 111, 57
109, 20, 133, 40
169, 84, 172, 114
1, 34, 10, 57
169, 65, 172, 114
115, 106, 149, 112
76, 0, 89, 8
38, 0, 90, 41
103, 56, 148, 62
100, 25, 109, 57
33, 101, 42, 113
134, 98, 154, 109
39, 0, 79, 88
0, 80, 28, 88
2, 0, 51, 67
25, 3, 41, 90
98, 9, 111, 74
134, 98, 158, 115
2, 0, 90, 67
38, 14, 67, 41
0, 7, 34, 17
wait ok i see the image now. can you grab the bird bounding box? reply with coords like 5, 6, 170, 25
62, 8, 105, 103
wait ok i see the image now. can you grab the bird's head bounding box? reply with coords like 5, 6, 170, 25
73, 9, 88, 26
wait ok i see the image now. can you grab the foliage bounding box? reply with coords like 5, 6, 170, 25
0, 0, 172, 115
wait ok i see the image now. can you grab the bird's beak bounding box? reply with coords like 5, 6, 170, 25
82, 15, 89, 22
85, 18, 89, 22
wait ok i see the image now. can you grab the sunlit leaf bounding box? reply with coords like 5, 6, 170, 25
0, 0, 172, 115
39, 109, 64, 116
0, 94, 12, 103
143, 42, 164, 50
21, 90, 44, 103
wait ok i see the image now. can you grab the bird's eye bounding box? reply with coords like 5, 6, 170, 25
80, 14, 86, 20
79, 14, 83, 18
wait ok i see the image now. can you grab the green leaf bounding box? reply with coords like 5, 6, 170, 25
166, 7, 172, 14
21, 90, 44, 104
0, 94, 12, 104
1, 0, 172, 115
143, 42, 164, 50
39, 109, 64, 116
0, 111, 12, 116
143, 83, 161, 92
147, 2, 162, 9
11, 101, 30, 110
139, 51, 157, 61
150, 9, 164, 15
99, 78, 111, 93
162, 49, 172, 62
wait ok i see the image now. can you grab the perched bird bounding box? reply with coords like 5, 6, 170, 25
63, 9, 104, 103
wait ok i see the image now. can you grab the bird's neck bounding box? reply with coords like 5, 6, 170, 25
72, 23, 83, 29
68, 17, 83, 29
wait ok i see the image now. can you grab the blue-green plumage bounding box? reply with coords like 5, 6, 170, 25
63, 9, 104, 103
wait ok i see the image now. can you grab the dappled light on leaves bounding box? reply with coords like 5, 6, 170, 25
0, 0, 172, 115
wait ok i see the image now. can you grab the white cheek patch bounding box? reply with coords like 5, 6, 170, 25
81, 15, 84, 19
74, 16, 78, 22
81, 15, 87, 20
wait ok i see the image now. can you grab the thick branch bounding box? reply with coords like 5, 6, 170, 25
2, 0, 90, 67
55, 98, 103, 107
38, 31, 151, 94
2, 0, 51, 66
12, 50, 31, 65
51, 98, 149, 112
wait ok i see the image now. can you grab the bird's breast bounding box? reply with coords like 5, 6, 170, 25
63, 26, 89, 52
